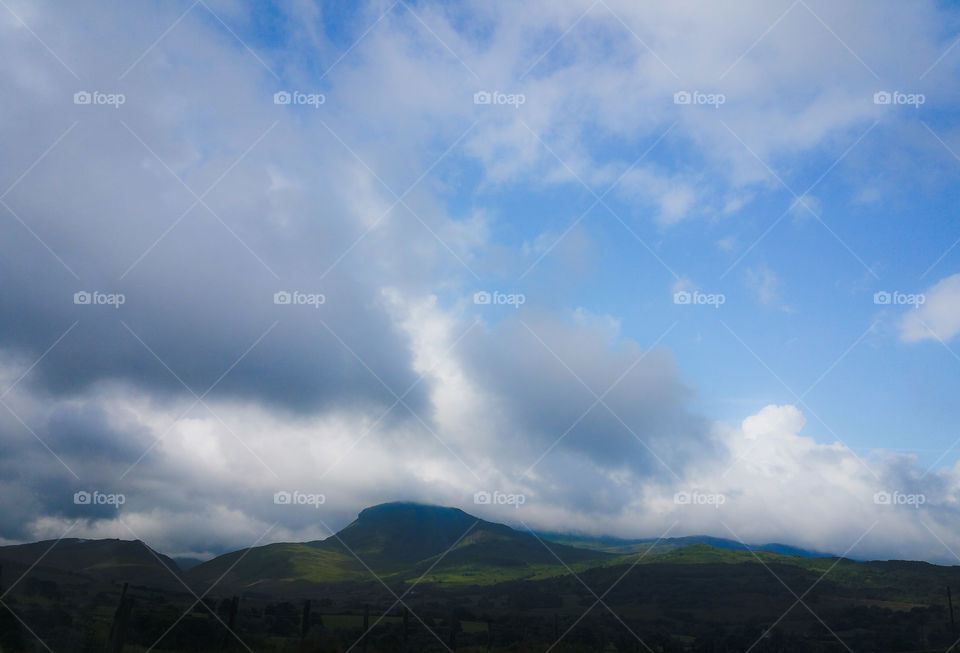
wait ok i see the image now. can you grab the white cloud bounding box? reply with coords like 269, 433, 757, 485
671, 276, 695, 294
900, 273, 960, 342
745, 263, 784, 307
716, 236, 737, 252
790, 194, 823, 222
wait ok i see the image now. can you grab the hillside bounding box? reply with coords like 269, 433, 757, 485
0, 537, 181, 589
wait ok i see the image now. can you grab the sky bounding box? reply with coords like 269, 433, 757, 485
1, 0, 960, 564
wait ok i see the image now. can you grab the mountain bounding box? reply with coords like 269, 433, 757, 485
186, 502, 610, 592
0, 506, 841, 599
0, 538, 181, 589
5, 532, 960, 652
315, 502, 604, 567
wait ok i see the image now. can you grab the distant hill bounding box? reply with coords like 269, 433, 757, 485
171, 556, 205, 571
0, 538, 181, 589
541, 532, 835, 558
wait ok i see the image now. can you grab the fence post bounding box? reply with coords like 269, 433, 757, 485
106, 583, 133, 653
219, 595, 239, 652
447, 610, 458, 649
363, 603, 369, 651
950, 586, 957, 640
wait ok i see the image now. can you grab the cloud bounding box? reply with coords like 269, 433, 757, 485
790, 194, 823, 222
900, 273, 960, 342
716, 236, 737, 252
744, 263, 791, 312
10, 373, 960, 563
1, 0, 960, 566
660, 404, 960, 564
616, 166, 700, 225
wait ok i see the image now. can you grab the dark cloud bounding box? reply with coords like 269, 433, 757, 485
0, 2, 441, 417
458, 311, 715, 482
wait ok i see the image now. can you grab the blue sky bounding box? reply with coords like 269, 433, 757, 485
1, 0, 960, 562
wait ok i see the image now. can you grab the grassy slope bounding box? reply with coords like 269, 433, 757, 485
186, 542, 370, 590
407, 541, 960, 603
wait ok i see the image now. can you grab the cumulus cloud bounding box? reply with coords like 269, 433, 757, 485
900, 273, 960, 343
655, 404, 960, 564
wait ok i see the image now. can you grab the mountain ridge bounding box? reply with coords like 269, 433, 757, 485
0, 537, 183, 590
0, 502, 870, 597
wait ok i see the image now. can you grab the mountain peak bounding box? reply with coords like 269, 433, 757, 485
324, 501, 495, 567
356, 501, 474, 522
